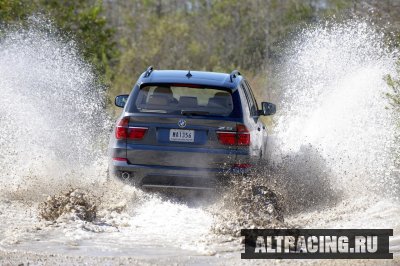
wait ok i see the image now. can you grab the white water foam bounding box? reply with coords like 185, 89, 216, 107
274, 19, 399, 197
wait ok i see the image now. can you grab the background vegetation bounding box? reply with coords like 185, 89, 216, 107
1, 0, 400, 109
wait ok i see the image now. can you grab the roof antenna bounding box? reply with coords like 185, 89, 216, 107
186, 70, 192, 78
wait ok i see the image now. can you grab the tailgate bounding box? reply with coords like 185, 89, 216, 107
126, 115, 239, 168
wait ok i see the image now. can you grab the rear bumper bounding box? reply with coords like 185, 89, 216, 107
110, 160, 249, 189
108, 138, 259, 189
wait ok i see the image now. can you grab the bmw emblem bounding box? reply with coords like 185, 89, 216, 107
178, 119, 186, 128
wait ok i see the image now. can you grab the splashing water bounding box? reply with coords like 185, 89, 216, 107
0, 19, 110, 199
274, 19, 399, 198
270, 20, 400, 254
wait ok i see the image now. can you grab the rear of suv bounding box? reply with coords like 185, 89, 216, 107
108, 67, 276, 189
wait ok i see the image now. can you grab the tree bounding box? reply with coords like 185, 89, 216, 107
0, 0, 118, 83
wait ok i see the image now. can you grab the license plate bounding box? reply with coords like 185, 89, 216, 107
169, 129, 194, 142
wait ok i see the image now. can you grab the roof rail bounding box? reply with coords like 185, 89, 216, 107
229, 70, 241, 82
144, 66, 154, 77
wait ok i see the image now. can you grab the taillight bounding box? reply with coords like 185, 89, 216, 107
236, 124, 250, 146
232, 163, 252, 169
217, 132, 236, 145
115, 117, 129, 139
217, 124, 250, 146
115, 117, 148, 140
128, 127, 147, 140
113, 157, 127, 162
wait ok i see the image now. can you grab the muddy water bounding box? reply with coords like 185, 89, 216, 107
0, 18, 399, 264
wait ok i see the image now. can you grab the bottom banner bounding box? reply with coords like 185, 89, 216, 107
241, 229, 393, 259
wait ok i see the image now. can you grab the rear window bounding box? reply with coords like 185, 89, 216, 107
132, 85, 235, 117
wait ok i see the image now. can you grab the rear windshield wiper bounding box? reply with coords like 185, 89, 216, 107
181, 110, 210, 116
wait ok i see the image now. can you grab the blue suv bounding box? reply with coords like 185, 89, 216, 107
108, 67, 276, 189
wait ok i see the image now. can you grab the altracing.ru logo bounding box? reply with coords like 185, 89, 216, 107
241, 229, 393, 259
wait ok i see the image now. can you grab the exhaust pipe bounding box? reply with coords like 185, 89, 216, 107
121, 172, 130, 180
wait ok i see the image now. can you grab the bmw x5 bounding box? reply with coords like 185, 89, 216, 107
108, 67, 276, 189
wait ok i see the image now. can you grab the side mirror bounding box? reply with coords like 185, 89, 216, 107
115, 94, 129, 108
259, 102, 276, 116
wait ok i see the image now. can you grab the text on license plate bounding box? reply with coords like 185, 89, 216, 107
169, 129, 194, 142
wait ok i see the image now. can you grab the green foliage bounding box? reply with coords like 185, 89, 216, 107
385, 69, 400, 109
1, 0, 374, 105
108, 0, 345, 97
284, 2, 314, 24
0, 0, 117, 83
36, 0, 118, 83
0, 0, 31, 22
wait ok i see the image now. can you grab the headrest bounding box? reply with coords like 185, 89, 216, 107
147, 94, 169, 105
178, 96, 198, 108
154, 86, 172, 95
208, 97, 228, 108
214, 92, 229, 97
